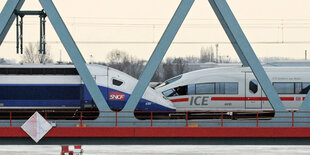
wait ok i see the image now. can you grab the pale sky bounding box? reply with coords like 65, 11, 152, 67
1, 0, 310, 63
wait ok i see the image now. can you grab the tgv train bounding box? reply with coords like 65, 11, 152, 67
0, 64, 175, 118
155, 66, 310, 115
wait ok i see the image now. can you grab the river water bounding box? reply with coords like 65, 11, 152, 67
0, 145, 310, 154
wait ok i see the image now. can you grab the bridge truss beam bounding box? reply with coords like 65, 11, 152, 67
209, 0, 287, 112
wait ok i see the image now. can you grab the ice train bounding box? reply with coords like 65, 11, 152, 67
0, 64, 175, 117
155, 66, 310, 115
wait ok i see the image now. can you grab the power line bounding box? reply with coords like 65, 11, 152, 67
3, 41, 310, 45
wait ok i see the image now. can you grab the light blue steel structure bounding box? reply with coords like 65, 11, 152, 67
208, 1, 249, 67
209, 0, 287, 112
122, 0, 195, 112
0, 0, 309, 128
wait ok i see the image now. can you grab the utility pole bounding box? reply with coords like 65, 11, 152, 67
215, 43, 219, 63
306, 50, 308, 61
59, 49, 62, 63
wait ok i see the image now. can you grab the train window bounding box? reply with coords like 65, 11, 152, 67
8, 68, 17, 74
45, 68, 56, 74
249, 80, 258, 94
163, 89, 177, 97
295, 82, 302, 94
55, 68, 65, 74
32, 68, 44, 74
112, 79, 123, 86
0, 68, 79, 75
175, 86, 187, 96
215, 82, 225, 94
196, 83, 215, 94
225, 82, 238, 94
17, 68, 31, 74
166, 75, 182, 85
273, 82, 294, 94
64, 68, 79, 75
187, 84, 195, 95
301, 82, 310, 94
0, 68, 8, 74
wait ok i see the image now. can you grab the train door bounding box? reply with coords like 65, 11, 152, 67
245, 73, 262, 109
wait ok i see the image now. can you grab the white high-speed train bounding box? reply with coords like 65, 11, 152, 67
155, 66, 310, 114
0, 64, 175, 115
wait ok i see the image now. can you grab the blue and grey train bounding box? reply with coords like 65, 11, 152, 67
0, 64, 175, 119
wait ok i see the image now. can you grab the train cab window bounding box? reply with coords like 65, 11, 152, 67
162, 86, 188, 97
225, 82, 238, 94
249, 80, 258, 94
187, 84, 196, 95
156, 75, 182, 88
175, 86, 187, 96
273, 82, 294, 94
112, 79, 123, 86
166, 75, 182, 85
196, 83, 215, 94
163, 89, 177, 97
301, 82, 310, 94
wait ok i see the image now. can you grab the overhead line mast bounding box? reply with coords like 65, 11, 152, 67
14, 10, 47, 54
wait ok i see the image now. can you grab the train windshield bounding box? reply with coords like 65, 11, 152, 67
156, 75, 182, 88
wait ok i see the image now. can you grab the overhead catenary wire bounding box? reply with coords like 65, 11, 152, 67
3, 41, 310, 45
3, 17, 310, 45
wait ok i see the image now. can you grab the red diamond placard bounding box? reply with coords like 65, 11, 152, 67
21, 112, 52, 143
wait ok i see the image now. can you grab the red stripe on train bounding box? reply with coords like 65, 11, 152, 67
170, 98, 189, 103
170, 97, 296, 103
211, 97, 294, 101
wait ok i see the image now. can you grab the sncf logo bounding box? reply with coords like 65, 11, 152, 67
109, 91, 125, 101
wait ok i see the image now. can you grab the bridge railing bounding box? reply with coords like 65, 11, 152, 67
0, 110, 309, 127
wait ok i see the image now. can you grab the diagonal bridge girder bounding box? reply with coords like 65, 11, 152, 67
122, 0, 195, 111
0, 0, 24, 45
209, 0, 287, 112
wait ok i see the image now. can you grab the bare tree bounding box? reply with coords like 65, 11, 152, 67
106, 49, 145, 79
200, 46, 215, 63
185, 55, 200, 63
162, 58, 174, 80
0, 58, 13, 64
107, 49, 129, 71
172, 57, 188, 75
21, 43, 53, 63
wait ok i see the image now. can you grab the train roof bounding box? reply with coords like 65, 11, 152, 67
182, 66, 310, 77
0, 63, 105, 68
0, 64, 127, 76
